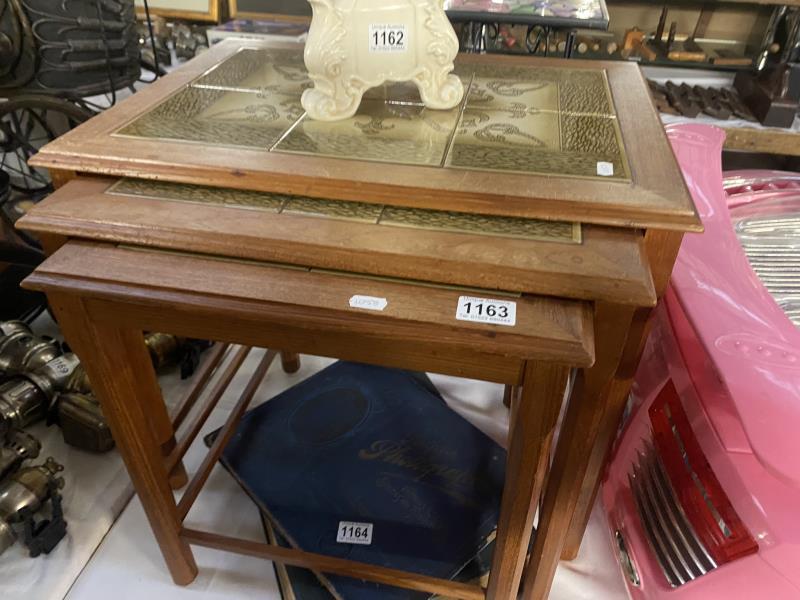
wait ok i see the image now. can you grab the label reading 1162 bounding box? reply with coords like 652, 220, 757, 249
369, 24, 407, 52
337, 521, 373, 545
456, 296, 517, 327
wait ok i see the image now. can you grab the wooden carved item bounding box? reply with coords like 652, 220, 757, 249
302, 0, 464, 120
734, 64, 800, 128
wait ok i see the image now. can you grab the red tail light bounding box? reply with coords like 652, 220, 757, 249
649, 382, 758, 565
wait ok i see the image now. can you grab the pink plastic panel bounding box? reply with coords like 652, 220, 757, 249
665, 124, 800, 486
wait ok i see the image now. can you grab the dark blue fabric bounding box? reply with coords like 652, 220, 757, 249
221, 362, 505, 599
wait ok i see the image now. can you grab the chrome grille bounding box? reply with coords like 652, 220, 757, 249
629, 439, 717, 587
734, 211, 800, 328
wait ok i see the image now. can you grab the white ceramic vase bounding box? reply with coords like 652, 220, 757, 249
301, 0, 464, 121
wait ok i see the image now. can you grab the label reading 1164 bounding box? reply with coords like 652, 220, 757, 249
456, 296, 517, 327
337, 521, 373, 545
369, 24, 407, 52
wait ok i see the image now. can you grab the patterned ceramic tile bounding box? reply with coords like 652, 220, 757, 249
116, 46, 628, 181
108, 178, 286, 211
380, 205, 580, 243
111, 178, 379, 221
560, 113, 627, 176
455, 108, 561, 152
450, 62, 629, 178
282, 197, 384, 222
448, 102, 629, 180
192, 47, 311, 96
465, 77, 559, 116
108, 178, 579, 243
465, 64, 614, 116
116, 87, 303, 148
274, 100, 461, 166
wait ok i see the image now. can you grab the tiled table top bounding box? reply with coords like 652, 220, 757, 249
117, 47, 630, 182
109, 178, 583, 244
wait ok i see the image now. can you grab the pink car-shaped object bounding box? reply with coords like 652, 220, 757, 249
602, 123, 800, 599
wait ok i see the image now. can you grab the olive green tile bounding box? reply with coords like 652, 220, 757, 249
446, 108, 629, 180
380, 205, 581, 243
454, 108, 562, 152
274, 100, 460, 166
109, 177, 582, 243
108, 178, 287, 211
560, 113, 629, 179
465, 77, 559, 115
464, 64, 615, 117
116, 86, 303, 148
192, 47, 310, 96
281, 197, 384, 222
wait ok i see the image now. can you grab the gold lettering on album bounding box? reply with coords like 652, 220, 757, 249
358, 439, 490, 507
360, 439, 472, 486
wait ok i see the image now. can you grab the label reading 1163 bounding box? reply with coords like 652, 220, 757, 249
456, 296, 517, 327
369, 24, 407, 52
337, 521, 373, 545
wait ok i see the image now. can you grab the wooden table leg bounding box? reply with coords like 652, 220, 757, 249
32, 185, 186, 488
48, 292, 198, 585
521, 302, 635, 600
502, 385, 512, 408
100, 328, 189, 488
280, 351, 301, 374
485, 362, 569, 600
558, 229, 684, 561
502, 384, 522, 409
48, 168, 76, 190
558, 309, 651, 560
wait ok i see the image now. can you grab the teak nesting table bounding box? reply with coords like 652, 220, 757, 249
18, 40, 700, 600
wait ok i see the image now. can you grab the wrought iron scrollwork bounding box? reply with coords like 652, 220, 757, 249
0, 0, 37, 89
0, 0, 139, 96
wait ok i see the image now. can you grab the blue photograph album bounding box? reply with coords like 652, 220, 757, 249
217, 361, 507, 599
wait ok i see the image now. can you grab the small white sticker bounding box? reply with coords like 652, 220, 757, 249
596, 161, 614, 177
0, 323, 15, 336
337, 521, 373, 545
47, 355, 74, 375
349, 295, 388, 311
456, 296, 517, 327
369, 24, 407, 53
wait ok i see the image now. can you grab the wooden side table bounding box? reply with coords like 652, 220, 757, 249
25, 240, 593, 600
21, 39, 700, 599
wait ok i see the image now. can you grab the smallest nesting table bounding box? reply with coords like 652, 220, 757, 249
25, 239, 592, 600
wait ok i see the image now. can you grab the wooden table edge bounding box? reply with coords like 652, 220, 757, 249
22, 263, 595, 369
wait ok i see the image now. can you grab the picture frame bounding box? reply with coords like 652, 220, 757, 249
134, 0, 221, 23
229, 0, 311, 21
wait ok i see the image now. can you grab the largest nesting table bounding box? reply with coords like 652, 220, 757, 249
18, 40, 700, 600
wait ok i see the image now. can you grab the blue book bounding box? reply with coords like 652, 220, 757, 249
220, 362, 506, 600
260, 512, 496, 600
261, 514, 339, 600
